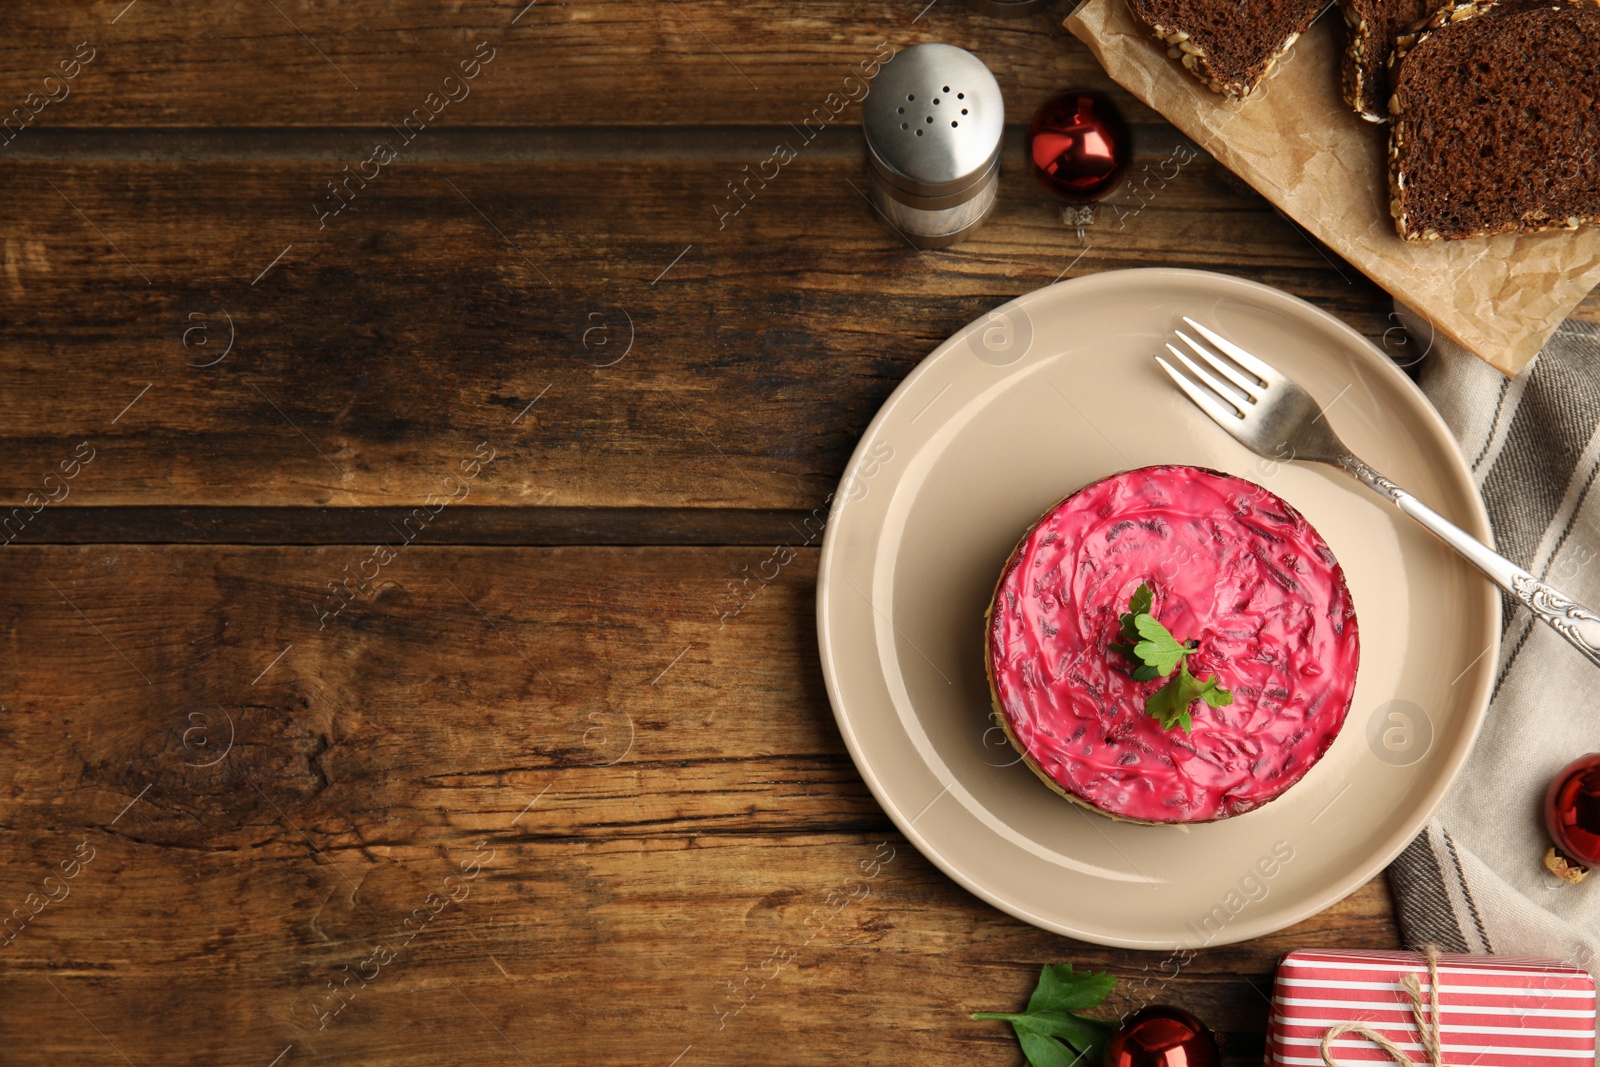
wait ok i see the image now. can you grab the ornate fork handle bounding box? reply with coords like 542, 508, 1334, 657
1508, 575, 1600, 667
1339, 454, 1600, 670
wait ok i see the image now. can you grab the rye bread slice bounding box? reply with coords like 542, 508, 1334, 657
1389, 0, 1600, 240
1337, 0, 1444, 121
1126, 0, 1328, 96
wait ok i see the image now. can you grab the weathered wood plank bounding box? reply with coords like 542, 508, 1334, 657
0, 544, 1397, 1065
5, 505, 820, 545
0, 2, 1161, 128
0, 837, 1394, 1066
1, 546, 865, 849
0, 139, 1407, 512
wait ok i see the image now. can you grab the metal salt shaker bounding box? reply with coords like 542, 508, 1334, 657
862, 43, 1004, 249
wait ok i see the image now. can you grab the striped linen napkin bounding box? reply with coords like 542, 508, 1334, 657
1387, 309, 1600, 1013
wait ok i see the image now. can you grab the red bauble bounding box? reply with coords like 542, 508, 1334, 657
1026, 91, 1132, 204
1545, 753, 1600, 881
1104, 1006, 1220, 1067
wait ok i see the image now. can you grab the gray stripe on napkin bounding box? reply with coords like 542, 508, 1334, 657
1471, 377, 1514, 473
1478, 347, 1600, 630
1389, 313, 1600, 983
1494, 458, 1600, 698
1554, 317, 1600, 356
1389, 826, 1472, 953
1481, 353, 1600, 565
1442, 828, 1493, 953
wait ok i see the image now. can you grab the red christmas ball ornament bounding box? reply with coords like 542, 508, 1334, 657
1104, 1006, 1221, 1067
1544, 752, 1600, 883
1026, 91, 1132, 219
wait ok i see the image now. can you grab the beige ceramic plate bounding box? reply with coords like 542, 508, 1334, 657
816, 268, 1499, 949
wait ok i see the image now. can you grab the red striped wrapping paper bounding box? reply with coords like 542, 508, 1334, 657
1267, 950, 1596, 1067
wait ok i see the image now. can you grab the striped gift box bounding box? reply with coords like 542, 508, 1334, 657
1267, 949, 1596, 1067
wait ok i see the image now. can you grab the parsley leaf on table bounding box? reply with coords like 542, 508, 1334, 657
972, 964, 1118, 1067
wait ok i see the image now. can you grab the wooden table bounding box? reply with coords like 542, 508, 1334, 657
5, 4, 1592, 1064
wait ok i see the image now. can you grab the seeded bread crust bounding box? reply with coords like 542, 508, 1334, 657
1388, 0, 1600, 239
1338, 0, 1446, 122
1338, 6, 1382, 120
1387, 0, 1487, 238
1127, 3, 1309, 97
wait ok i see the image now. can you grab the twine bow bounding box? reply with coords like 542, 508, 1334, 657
1319, 947, 1450, 1067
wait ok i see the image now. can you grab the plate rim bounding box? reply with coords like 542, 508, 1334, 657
815, 266, 1501, 949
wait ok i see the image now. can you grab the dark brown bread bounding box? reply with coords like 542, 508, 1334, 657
1338, 0, 1444, 121
1389, 0, 1600, 240
1126, 0, 1328, 96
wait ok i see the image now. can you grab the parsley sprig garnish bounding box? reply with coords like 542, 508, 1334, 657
1110, 582, 1232, 733
972, 964, 1117, 1067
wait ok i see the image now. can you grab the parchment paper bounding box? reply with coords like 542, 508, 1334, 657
1066, 1, 1600, 375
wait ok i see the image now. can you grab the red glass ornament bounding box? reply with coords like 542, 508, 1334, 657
1104, 1006, 1220, 1067
1545, 752, 1600, 882
1026, 91, 1132, 204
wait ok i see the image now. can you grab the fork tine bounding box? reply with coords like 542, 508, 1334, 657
1172, 331, 1257, 401
1166, 345, 1249, 414
1180, 317, 1282, 386
1157, 355, 1244, 425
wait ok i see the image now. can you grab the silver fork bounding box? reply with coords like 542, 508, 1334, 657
1158, 316, 1600, 670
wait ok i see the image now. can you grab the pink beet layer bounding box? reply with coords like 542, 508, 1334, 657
986, 465, 1360, 824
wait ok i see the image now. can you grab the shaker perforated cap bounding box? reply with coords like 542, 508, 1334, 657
863, 44, 1004, 199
